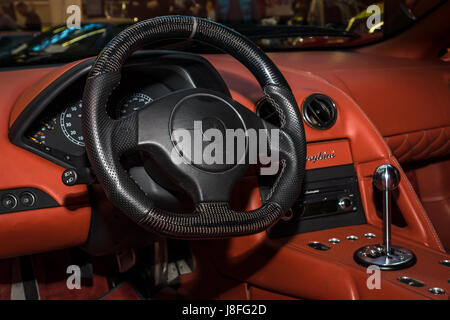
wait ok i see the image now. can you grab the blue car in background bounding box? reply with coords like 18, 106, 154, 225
0, 23, 123, 67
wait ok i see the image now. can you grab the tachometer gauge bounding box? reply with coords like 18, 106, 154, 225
60, 100, 84, 147
118, 93, 153, 118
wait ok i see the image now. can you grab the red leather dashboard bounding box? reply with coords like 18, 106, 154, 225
0, 50, 447, 253
0, 48, 448, 298
267, 51, 450, 160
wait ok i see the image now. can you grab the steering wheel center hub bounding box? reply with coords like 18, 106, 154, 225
169, 93, 247, 173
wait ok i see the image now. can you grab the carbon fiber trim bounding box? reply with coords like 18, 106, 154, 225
83, 16, 306, 239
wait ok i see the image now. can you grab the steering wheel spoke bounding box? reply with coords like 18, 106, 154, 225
135, 90, 189, 153
110, 113, 139, 155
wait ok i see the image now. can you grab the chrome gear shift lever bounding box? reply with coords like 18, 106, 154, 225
373, 164, 401, 255
354, 164, 416, 270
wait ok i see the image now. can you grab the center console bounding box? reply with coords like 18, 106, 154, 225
249, 145, 449, 299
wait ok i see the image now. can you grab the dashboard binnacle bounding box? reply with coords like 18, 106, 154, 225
11, 52, 231, 168
26, 91, 156, 158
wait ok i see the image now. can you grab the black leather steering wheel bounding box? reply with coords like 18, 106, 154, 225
82, 16, 306, 239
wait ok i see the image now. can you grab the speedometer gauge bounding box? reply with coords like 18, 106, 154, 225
60, 101, 84, 147
118, 93, 153, 118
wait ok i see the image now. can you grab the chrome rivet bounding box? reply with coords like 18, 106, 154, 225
439, 260, 450, 267
428, 287, 445, 295
307, 241, 331, 251
328, 238, 341, 244
346, 235, 359, 241
397, 276, 425, 287
364, 233, 376, 239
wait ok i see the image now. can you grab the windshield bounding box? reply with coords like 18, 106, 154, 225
0, 0, 446, 67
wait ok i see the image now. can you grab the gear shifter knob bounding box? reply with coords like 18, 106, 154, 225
373, 164, 400, 192
354, 164, 415, 270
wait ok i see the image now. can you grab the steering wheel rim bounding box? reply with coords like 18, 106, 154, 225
82, 16, 306, 239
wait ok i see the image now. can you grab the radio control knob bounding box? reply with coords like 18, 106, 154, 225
338, 197, 352, 210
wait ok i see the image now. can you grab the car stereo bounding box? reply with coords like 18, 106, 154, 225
261, 164, 367, 238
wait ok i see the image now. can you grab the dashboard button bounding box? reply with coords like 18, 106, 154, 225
62, 169, 78, 186
1, 194, 18, 209
20, 192, 36, 207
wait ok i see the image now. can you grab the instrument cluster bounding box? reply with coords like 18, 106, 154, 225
26, 83, 169, 164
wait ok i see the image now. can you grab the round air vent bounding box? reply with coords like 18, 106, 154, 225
302, 94, 337, 130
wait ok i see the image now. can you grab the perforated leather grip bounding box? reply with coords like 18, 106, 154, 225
82, 16, 306, 239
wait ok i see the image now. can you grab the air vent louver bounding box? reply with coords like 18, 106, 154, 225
302, 94, 337, 130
